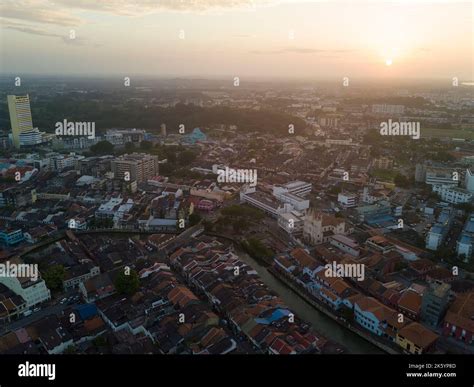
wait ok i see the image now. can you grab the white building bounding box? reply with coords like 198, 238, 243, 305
433, 185, 472, 204
19, 128, 45, 146
278, 211, 304, 236
285, 181, 312, 196
425, 167, 457, 187
338, 192, 357, 208
426, 224, 445, 251
303, 209, 349, 245
49, 153, 85, 172
330, 234, 360, 257
465, 169, 474, 193
240, 186, 292, 218
0, 260, 51, 308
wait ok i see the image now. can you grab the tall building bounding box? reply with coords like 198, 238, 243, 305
420, 281, 451, 328
111, 153, 159, 183
465, 168, 474, 192
160, 123, 167, 137
7, 95, 34, 148
303, 209, 349, 245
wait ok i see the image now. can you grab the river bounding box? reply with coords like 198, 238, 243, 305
238, 250, 383, 354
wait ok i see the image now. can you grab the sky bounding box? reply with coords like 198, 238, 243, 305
0, 0, 472, 80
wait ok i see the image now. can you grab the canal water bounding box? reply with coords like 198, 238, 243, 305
238, 251, 383, 354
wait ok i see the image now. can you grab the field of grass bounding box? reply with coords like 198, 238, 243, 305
371, 168, 397, 182
421, 128, 474, 140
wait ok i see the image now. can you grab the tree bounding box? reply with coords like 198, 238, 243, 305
90, 140, 114, 155
114, 269, 140, 295
178, 150, 197, 166
202, 219, 214, 232
241, 238, 273, 262
124, 142, 135, 152
140, 140, 153, 151
43, 265, 66, 291
394, 173, 411, 188
189, 213, 202, 226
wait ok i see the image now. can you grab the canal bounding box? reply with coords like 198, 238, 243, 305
238, 250, 383, 354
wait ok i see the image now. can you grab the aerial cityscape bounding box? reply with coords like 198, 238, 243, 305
0, 0, 472, 385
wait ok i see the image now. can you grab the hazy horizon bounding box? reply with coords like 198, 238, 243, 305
1, 1, 472, 80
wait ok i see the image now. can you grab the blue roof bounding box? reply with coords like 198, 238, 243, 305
255, 308, 291, 325
465, 217, 474, 233
430, 224, 444, 235
75, 303, 98, 320
459, 233, 472, 245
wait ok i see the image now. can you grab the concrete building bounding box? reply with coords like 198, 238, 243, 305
456, 215, 474, 261
275, 181, 312, 197
338, 192, 357, 208
420, 281, 451, 328
111, 153, 159, 183
373, 156, 394, 170
240, 186, 292, 218
0, 227, 24, 246
433, 185, 472, 204
303, 209, 349, 245
425, 167, 457, 187
104, 128, 146, 146
465, 168, 474, 192
160, 123, 167, 137
7, 95, 34, 149
278, 211, 304, 236
330, 234, 360, 257
0, 258, 51, 308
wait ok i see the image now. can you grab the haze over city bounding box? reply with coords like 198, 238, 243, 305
1, 0, 472, 80
0, 1, 473, 385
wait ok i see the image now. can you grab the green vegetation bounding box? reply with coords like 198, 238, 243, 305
371, 168, 397, 182
189, 213, 202, 226
241, 238, 274, 263
88, 217, 114, 229
115, 269, 140, 295
2, 98, 306, 137
92, 336, 108, 348
124, 142, 135, 152
42, 264, 66, 291
221, 205, 264, 220
140, 140, 153, 151
90, 140, 114, 155
421, 128, 474, 141
215, 205, 264, 233
428, 150, 455, 162
394, 173, 412, 188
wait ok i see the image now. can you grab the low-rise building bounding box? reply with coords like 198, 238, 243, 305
396, 322, 438, 354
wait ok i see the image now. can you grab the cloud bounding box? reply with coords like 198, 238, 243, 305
3, 20, 88, 45
51, 0, 460, 15
250, 47, 356, 55
52, 0, 276, 15
0, 0, 82, 26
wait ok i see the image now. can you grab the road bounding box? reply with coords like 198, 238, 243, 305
1, 301, 79, 334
